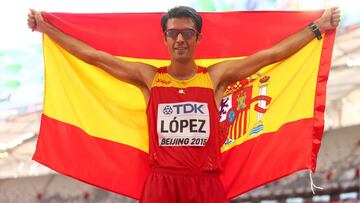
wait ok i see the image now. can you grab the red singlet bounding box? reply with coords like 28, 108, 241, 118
141, 67, 226, 203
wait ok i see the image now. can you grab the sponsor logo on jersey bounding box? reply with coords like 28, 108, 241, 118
157, 102, 210, 146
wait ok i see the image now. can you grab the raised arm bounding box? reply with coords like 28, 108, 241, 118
209, 7, 340, 98
27, 9, 157, 90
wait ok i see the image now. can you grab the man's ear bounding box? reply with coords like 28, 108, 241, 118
163, 34, 168, 45
196, 33, 202, 43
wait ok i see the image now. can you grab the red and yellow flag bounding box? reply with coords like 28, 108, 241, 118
33, 11, 335, 200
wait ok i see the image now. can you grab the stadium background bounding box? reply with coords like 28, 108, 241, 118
0, 0, 359, 202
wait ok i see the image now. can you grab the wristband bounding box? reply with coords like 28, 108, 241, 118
308, 22, 322, 40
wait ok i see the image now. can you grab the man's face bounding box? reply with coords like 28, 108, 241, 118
164, 18, 201, 63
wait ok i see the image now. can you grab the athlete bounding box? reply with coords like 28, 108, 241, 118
28, 6, 340, 203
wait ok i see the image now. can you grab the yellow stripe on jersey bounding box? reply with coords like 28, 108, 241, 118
151, 68, 213, 89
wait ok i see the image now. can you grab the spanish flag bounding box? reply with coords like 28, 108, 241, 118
33, 11, 335, 200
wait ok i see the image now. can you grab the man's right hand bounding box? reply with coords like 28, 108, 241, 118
27, 9, 44, 32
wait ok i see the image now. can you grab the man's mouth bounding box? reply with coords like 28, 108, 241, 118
175, 47, 187, 50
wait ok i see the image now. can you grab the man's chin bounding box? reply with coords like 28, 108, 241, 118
174, 55, 191, 63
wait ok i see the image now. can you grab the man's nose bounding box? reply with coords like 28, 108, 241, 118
175, 33, 185, 42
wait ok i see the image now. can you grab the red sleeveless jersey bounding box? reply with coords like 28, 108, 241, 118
146, 67, 223, 173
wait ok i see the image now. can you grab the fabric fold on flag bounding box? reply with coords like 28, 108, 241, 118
33, 11, 335, 200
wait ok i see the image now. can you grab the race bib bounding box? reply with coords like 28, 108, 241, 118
157, 102, 210, 146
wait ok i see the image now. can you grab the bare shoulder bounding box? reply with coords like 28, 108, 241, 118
207, 60, 233, 74
135, 62, 158, 88
132, 62, 157, 103
207, 60, 236, 89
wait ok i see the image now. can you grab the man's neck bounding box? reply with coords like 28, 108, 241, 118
168, 60, 197, 80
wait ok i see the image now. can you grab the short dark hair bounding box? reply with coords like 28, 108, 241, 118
161, 6, 203, 33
